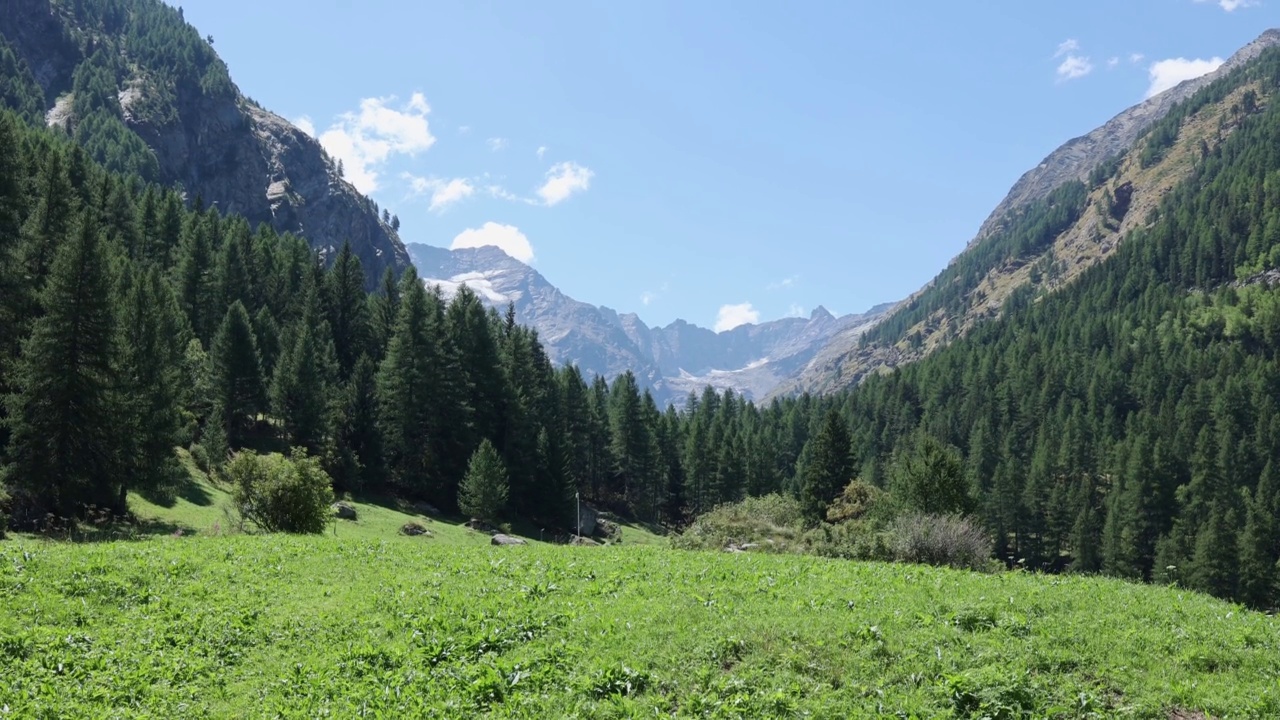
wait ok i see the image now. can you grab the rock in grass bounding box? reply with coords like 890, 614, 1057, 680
570, 535, 600, 546
491, 533, 527, 546
400, 522, 432, 537
333, 502, 358, 520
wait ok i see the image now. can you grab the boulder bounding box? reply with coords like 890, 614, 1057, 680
570, 535, 600, 546
491, 534, 528, 546
576, 504, 599, 537
332, 501, 358, 520
465, 518, 495, 533
413, 501, 441, 517
400, 522, 432, 537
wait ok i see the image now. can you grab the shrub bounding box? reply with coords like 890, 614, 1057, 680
672, 494, 805, 551
885, 512, 994, 571
189, 443, 212, 475
801, 519, 892, 561
825, 479, 886, 524
227, 448, 334, 534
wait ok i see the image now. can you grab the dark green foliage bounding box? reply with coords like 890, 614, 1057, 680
0, 39, 45, 125
458, 439, 509, 523
116, 266, 187, 499
227, 449, 334, 534
891, 435, 976, 517
209, 301, 264, 454
2, 209, 121, 518
799, 410, 853, 523
270, 281, 334, 456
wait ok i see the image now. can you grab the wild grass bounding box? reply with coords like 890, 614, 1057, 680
1, 534, 1277, 718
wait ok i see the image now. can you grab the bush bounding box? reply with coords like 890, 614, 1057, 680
227, 448, 334, 534
885, 513, 994, 571
672, 494, 805, 551
825, 479, 886, 524
801, 519, 892, 561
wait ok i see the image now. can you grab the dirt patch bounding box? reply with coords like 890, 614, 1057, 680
1168, 709, 1215, 720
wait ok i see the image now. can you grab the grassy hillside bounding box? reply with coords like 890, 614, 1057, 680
1, 535, 1276, 718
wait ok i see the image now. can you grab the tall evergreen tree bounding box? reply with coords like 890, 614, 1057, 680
325, 241, 369, 380
208, 301, 264, 456
2, 210, 121, 517
458, 439, 510, 523
799, 410, 853, 523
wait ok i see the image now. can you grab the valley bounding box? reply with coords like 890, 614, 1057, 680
2, 1, 1280, 718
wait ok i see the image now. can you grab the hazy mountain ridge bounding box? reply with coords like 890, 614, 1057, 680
779, 28, 1280, 399
407, 243, 891, 406
0, 0, 409, 284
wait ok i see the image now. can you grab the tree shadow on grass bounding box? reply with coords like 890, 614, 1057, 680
136, 469, 215, 509
14, 516, 199, 544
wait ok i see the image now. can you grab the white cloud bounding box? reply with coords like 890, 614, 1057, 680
1107, 57, 1120, 69
488, 137, 509, 152
1194, 0, 1257, 11
1056, 55, 1094, 81
295, 116, 316, 137
715, 302, 760, 332
767, 275, 798, 291
1145, 56, 1225, 98
537, 162, 594, 206
787, 303, 806, 318
536, 146, 547, 160
315, 93, 436, 194
451, 222, 535, 263
458, 125, 472, 135
405, 174, 476, 212
1054, 39, 1080, 58
1130, 53, 1145, 64
640, 291, 656, 306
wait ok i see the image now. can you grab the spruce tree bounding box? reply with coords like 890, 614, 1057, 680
332, 354, 384, 491
2, 210, 120, 517
271, 281, 335, 456
892, 434, 975, 517
799, 410, 853, 523
368, 265, 401, 362
116, 266, 187, 501
458, 439, 509, 523
209, 301, 265, 454
377, 268, 436, 496
325, 241, 369, 380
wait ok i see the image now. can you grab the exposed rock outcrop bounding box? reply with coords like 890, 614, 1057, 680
0, 0, 409, 286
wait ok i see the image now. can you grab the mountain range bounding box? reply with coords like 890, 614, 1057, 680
407, 243, 893, 407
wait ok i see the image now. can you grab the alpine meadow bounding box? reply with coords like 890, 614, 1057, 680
2, 0, 1280, 717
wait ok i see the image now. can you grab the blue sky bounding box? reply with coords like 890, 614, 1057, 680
177, 0, 1271, 330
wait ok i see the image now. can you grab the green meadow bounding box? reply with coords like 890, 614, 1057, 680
2, 475, 1278, 719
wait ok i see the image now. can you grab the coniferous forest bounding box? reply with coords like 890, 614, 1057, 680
3, 0, 1280, 617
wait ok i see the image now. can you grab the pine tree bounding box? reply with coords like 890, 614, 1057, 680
332, 354, 385, 491
377, 268, 436, 496
325, 241, 369, 380
1237, 461, 1278, 608
799, 410, 853, 523
209, 301, 264, 454
271, 282, 335, 456
176, 210, 218, 346
368, 266, 400, 362
116, 265, 187, 500
892, 434, 975, 517
2, 210, 120, 517
458, 439, 509, 523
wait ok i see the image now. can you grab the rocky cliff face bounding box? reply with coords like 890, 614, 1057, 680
0, 0, 408, 284
407, 243, 891, 406
970, 29, 1280, 250
778, 29, 1280, 399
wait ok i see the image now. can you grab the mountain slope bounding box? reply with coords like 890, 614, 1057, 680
0, 0, 408, 284
407, 243, 891, 406
781, 28, 1280, 398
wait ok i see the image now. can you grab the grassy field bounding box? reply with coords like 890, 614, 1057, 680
1, 461, 1276, 717
2, 528, 1278, 718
